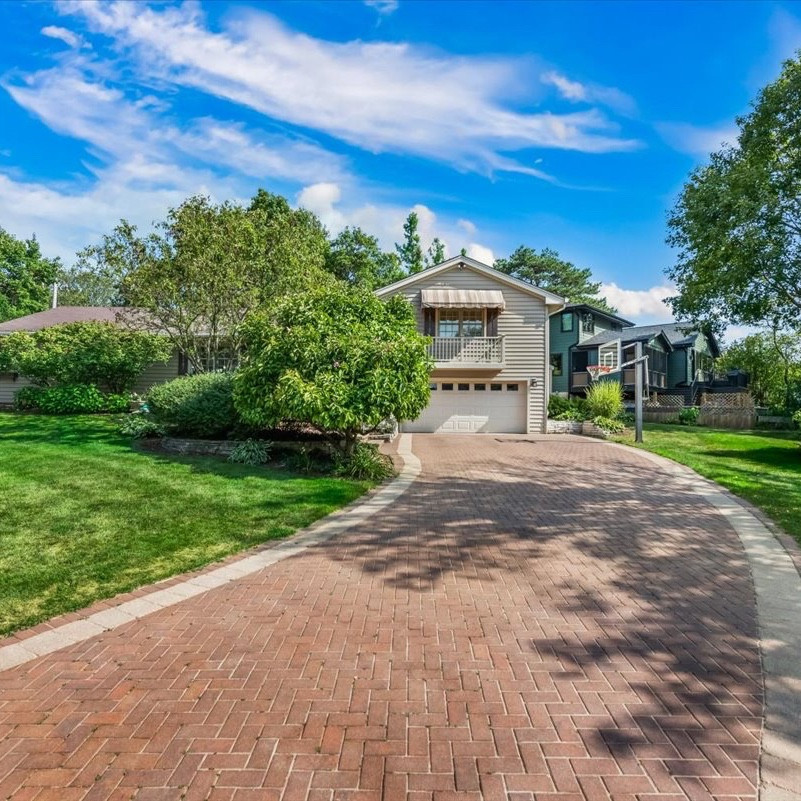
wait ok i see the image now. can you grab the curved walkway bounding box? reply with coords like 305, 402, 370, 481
0, 434, 797, 801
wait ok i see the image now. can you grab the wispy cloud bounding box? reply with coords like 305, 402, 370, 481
541, 70, 636, 115
364, 0, 399, 15
62, 1, 639, 178
41, 25, 88, 49
657, 121, 739, 158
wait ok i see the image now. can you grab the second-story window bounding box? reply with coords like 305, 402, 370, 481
437, 309, 484, 337
561, 312, 573, 332
582, 312, 595, 334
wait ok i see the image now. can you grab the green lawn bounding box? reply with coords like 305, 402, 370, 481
614, 424, 801, 543
0, 414, 371, 636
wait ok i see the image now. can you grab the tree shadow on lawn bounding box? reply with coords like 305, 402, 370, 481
695, 446, 801, 471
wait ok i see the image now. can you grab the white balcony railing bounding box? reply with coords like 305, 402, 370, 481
429, 336, 504, 365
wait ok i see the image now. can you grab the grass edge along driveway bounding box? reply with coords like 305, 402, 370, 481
613, 423, 801, 545
0, 414, 372, 637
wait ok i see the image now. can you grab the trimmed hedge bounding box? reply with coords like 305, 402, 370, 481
146, 372, 237, 438
14, 384, 130, 414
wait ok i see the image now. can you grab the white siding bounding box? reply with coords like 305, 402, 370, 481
134, 352, 181, 395
382, 265, 549, 433
0, 374, 34, 407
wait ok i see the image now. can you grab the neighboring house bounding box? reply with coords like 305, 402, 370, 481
0, 306, 182, 406
549, 304, 634, 396
376, 256, 565, 434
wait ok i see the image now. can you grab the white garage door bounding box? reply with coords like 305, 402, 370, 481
403, 380, 527, 434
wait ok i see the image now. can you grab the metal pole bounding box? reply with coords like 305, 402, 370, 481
634, 340, 643, 443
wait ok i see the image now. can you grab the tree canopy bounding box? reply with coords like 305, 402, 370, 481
494, 246, 615, 311
233, 285, 431, 452
325, 226, 404, 290
395, 211, 424, 275
666, 54, 801, 332
0, 228, 60, 322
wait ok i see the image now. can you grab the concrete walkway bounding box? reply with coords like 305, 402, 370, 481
0, 434, 797, 801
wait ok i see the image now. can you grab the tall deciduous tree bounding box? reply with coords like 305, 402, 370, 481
667, 55, 801, 331
396, 212, 424, 274
325, 226, 404, 289
425, 237, 446, 268
234, 285, 431, 454
494, 246, 614, 311
0, 228, 60, 322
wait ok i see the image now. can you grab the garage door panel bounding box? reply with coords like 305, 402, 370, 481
403, 380, 527, 434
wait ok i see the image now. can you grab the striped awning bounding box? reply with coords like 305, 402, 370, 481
420, 288, 505, 310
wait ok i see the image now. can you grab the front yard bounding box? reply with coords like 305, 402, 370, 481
615, 424, 801, 543
0, 414, 371, 636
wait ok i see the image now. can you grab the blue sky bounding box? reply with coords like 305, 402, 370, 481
1, 0, 800, 324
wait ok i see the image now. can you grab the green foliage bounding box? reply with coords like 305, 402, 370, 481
333, 442, 394, 481
147, 372, 237, 438
494, 246, 615, 311
792, 409, 801, 429
592, 415, 625, 434
228, 438, 273, 466
666, 55, 801, 330
325, 226, 404, 289
395, 211, 424, 274
679, 406, 700, 426
118, 413, 166, 439
425, 237, 446, 268
585, 380, 624, 419
549, 394, 588, 421
547, 395, 572, 417
554, 408, 585, 422
234, 285, 431, 451
14, 384, 129, 414
0, 321, 172, 393
0, 227, 60, 322
284, 446, 318, 475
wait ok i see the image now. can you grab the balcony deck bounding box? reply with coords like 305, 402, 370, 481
429, 336, 504, 368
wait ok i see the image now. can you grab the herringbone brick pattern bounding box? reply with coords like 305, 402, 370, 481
0, 435, 762, 800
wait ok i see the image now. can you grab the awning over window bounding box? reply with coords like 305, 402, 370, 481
420, 288, 505, 310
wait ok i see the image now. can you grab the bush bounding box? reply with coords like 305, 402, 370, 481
118, 414, 166, 439
554, 408, 585, 422
14, 384, 130, 414
548, 395, 572, 418
793, 409, 801, 430
147, 372, 237, 438
228, 438, 273, 466
592, 415, 625, 434
679, 406, 700, 426
585, 380, 624, 419
334, 442, 394, 481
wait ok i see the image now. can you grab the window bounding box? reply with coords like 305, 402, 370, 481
190, 342, 239, 373
550, 354, 563, 377
437, 309, 484, 338
582, 312, 595, 334
474, 383, 486, 391
429, 382, 437, 390
490, 383, 502, 391
560, 312, 574, 333
458, 383, 469, 391
441, 383, 454, 391
506, 383, 519, 391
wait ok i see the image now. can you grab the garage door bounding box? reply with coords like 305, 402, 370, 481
402, 380, 527, 433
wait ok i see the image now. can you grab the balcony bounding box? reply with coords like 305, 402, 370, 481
428, 336, 504, 367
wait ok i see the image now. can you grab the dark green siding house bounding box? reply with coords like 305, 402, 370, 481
548, 304, 633, 396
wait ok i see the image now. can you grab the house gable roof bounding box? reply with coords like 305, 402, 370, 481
375, 256, 566, 307
578, 322, 719, 356
559, 303, 634, 327
578, 326, 675, 352
0, 306, 122, 333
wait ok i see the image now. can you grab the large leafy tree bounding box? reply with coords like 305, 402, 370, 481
395, 211, 424, 274
325, 226, 404, 289
0, 228, 60, 322
494, 246, 615, 311
667, 55, 801, 331
234, 285, 431, 453
85, 191, 330, 371
425, 237, 446, 268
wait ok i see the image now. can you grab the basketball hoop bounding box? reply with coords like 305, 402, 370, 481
586, 365, 614, 382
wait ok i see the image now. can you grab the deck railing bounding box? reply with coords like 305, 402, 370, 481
428, 336, 503, 365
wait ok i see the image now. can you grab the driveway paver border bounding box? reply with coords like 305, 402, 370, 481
602, 439, 801, 801
0, 434, 421, 674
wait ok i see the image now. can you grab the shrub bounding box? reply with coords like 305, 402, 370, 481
554, 408, 585, 422
585, 380, 624, 419
334, 442, 395, 481
228, 439, 273, 466
793, 409, 801, 430
679, 406, 700, 426
592, 415, 625, 434
118, 414, 166, 439
14, 384, 130, 414
548, 395, 572, 418
147, 372, 237, 438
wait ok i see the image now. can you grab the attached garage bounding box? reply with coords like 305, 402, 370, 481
403, 380, 527, 434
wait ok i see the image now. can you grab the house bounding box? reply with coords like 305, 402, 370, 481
0, 306, 182, 407
376, 256, 565, 433
549, 304, 634, 396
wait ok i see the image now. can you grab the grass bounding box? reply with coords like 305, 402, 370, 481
0, 414, 372, 636
613, 423, 801, 543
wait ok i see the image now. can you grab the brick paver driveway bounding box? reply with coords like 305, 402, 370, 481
0, 435, 762, 801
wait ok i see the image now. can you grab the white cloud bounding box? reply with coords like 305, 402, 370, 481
62, 1, 639, 178
541, 70, 636, 115
466, 243, 495, 265
657, 121, 739, 158
364, 0, 399, 14
457, 219, 477, 238
41, 25, 87, 49
600, 282, 675, 321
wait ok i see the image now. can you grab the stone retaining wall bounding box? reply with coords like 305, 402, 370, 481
546, 419, 582, 435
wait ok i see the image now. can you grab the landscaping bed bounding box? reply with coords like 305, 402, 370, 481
0, 414, 373, 636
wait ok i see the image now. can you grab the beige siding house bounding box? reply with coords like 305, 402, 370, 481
376, 256, 565, 434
